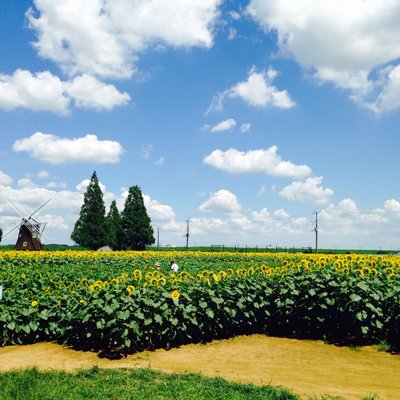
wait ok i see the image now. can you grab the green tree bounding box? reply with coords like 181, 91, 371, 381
120, 185, 155, 250
105, 200, 122, 250
0, 226, 2, 243
71, 171, 107, 250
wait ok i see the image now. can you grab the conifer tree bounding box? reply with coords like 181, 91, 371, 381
71, 171, 107, 250
105, 200, 122, 250
120, 185, 155, 250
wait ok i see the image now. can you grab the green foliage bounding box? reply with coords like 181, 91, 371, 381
0, 367, 299, 400
71, 171, 107, 250
105, 200, 122, 250
1, 251, 400, 357
0, 226, 2, 243
120, 186, 155, 250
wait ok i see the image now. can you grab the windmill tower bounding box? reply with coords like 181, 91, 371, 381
2, 198, 51, 251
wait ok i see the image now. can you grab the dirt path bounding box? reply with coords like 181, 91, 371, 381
0, 335, 399, 400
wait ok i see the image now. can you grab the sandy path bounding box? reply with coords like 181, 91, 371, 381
0, 335, 399, 400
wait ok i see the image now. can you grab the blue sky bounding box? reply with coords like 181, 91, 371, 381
1, 0, 400, 249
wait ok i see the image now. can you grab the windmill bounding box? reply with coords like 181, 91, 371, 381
2, 198, 51, 251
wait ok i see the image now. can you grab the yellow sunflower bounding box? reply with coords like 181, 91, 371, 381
171, 290, 180, 300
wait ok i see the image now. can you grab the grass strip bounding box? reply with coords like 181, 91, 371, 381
0, 367, 298, 400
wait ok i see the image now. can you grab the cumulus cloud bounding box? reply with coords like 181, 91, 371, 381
279, 176, 334, 205
64, 74, 130, 110
0, 171, 13, 186
0, 184, 89, 243
0, 69, 69, 114
39, 214, 69, 230
0, 69, 130, 114
28, 0, 221, 79
251, 207, 311, 236
199, 189, 242, 213
2, 176, 400, 249
204, 146, 311, 178
143, 194, 175, 221
383, 198, 400, 214
76, 178, 106, 194
247, 0, 400, 113
46, 181, 67, 189
13, 132, 124, 164
17, 178, 38, 189
210, 118, 237, 132
366, 65, 400, 114
208, 66, 295, 112
317, 199, 393, 241
37, 170, 49, 179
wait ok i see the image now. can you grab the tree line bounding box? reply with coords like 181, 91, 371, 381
71, 171, 155, 250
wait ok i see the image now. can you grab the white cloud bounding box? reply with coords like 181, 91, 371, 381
17, 178, 38, 189
251, 207, 311, 236
199, 189, 242, 213
204, 146, 311, 178
46, 181, 67, 189
39, 214, 69, 230
2, 176, 400, 249
240, 123, 251, 133
37, 170, 49, 179
64, 74, 130, 110
0, 171, 13, 186
274, 208, 289, 219
208, 66, 295, 112
76, 178, 106, 194
383, 198, 400, 214
319, 199, 380, 240
13, 132, 124, 164
365, 65, 400, 114
279, 176, 334, 205
0, 69, 130, 114
0, 185, 88, 244
143, 194, 175, 221
0, 69, 70, 114
28, 0, 221, 79
247, 0, 400, 113
210, 118, 237, 132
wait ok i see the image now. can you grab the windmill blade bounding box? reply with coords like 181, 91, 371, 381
1, 223, 23, 241
28, 198, 52, 219
39, 223, 48, 244
4, 197, 25, 218
25, 220, 42, 238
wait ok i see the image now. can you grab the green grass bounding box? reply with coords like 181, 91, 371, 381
0, 367, 299, 400
0, 367, 383, 400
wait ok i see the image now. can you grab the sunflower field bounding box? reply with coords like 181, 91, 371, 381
0, 250, 400, 356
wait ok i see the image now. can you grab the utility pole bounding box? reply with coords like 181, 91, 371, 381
157, 227, 160, 250
185, 219, 190, 250
313, 211, 319, 253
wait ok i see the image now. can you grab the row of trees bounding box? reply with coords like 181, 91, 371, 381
71, 172, 155, 250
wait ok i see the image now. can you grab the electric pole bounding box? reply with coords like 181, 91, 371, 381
313, 211, 319, 253
157, 227, 160, 250
185, 219, 190, 250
